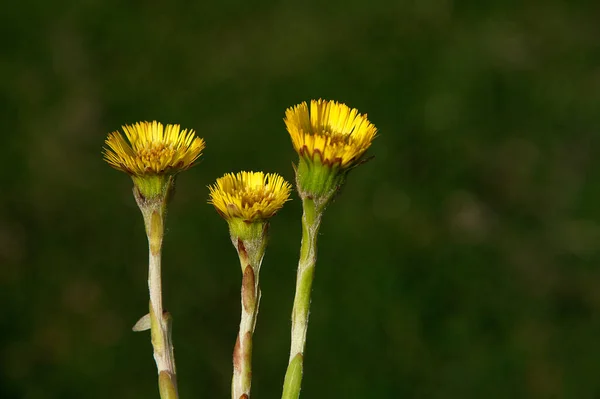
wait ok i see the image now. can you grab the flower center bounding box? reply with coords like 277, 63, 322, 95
138, 143, 176, 164
239, 188, 269, 207
321, 130, 354, 146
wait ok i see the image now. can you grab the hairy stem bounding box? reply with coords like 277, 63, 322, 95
282, 197, 322, 399
136, 189, 179, 399
231, 223, 268, 399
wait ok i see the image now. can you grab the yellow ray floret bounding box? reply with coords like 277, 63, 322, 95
284, 99, 377, 168
209, 171, 292, 222
103, 121, 205, 176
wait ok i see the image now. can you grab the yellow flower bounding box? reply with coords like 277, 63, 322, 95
103, 121, 205, 176
284, 99, 377, 168
209, 171, 291, 222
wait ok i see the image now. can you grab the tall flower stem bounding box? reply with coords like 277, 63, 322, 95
104, 121, 205, 399
208, 171, 291, 399
282, 197, 323, 399
135, 188, 179, 399
281, 99, 377, 398
230, 221, 268, 399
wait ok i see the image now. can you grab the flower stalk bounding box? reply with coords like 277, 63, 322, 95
135, 186, 179, 398
230, 221, 268, 399
281, 197, 322, 399
288, 197, 321, 361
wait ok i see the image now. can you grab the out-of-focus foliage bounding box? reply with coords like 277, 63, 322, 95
1, 1, 600, 398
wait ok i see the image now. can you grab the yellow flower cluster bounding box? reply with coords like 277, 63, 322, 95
284, 99, 377, 168
103, 99, 376, 210
103, 121, 205, 176
208, 172, 291, 222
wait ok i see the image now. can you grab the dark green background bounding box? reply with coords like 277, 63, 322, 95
2, 1, 600, 398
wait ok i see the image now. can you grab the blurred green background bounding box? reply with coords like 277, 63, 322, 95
2, 1, 600, 398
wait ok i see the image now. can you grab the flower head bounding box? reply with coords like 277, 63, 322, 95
284, 100, 377, 203
103, 121, 205, 177
284, 99, 377, 169
103, 121, 205, 199
209, 171, 291, 223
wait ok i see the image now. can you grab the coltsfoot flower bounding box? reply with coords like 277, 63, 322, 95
103, 121, 205, 198
209, 171, 291, 399
284, 99, 377, 202
209, 171, 290, 398
102, 120, 202, 398
209, 171, 291, 223
280, 100, 376, 398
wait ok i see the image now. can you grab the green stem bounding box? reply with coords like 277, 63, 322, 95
230, 222, 268, 399
282, 197, 322, 399
136, 189, 179, 399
